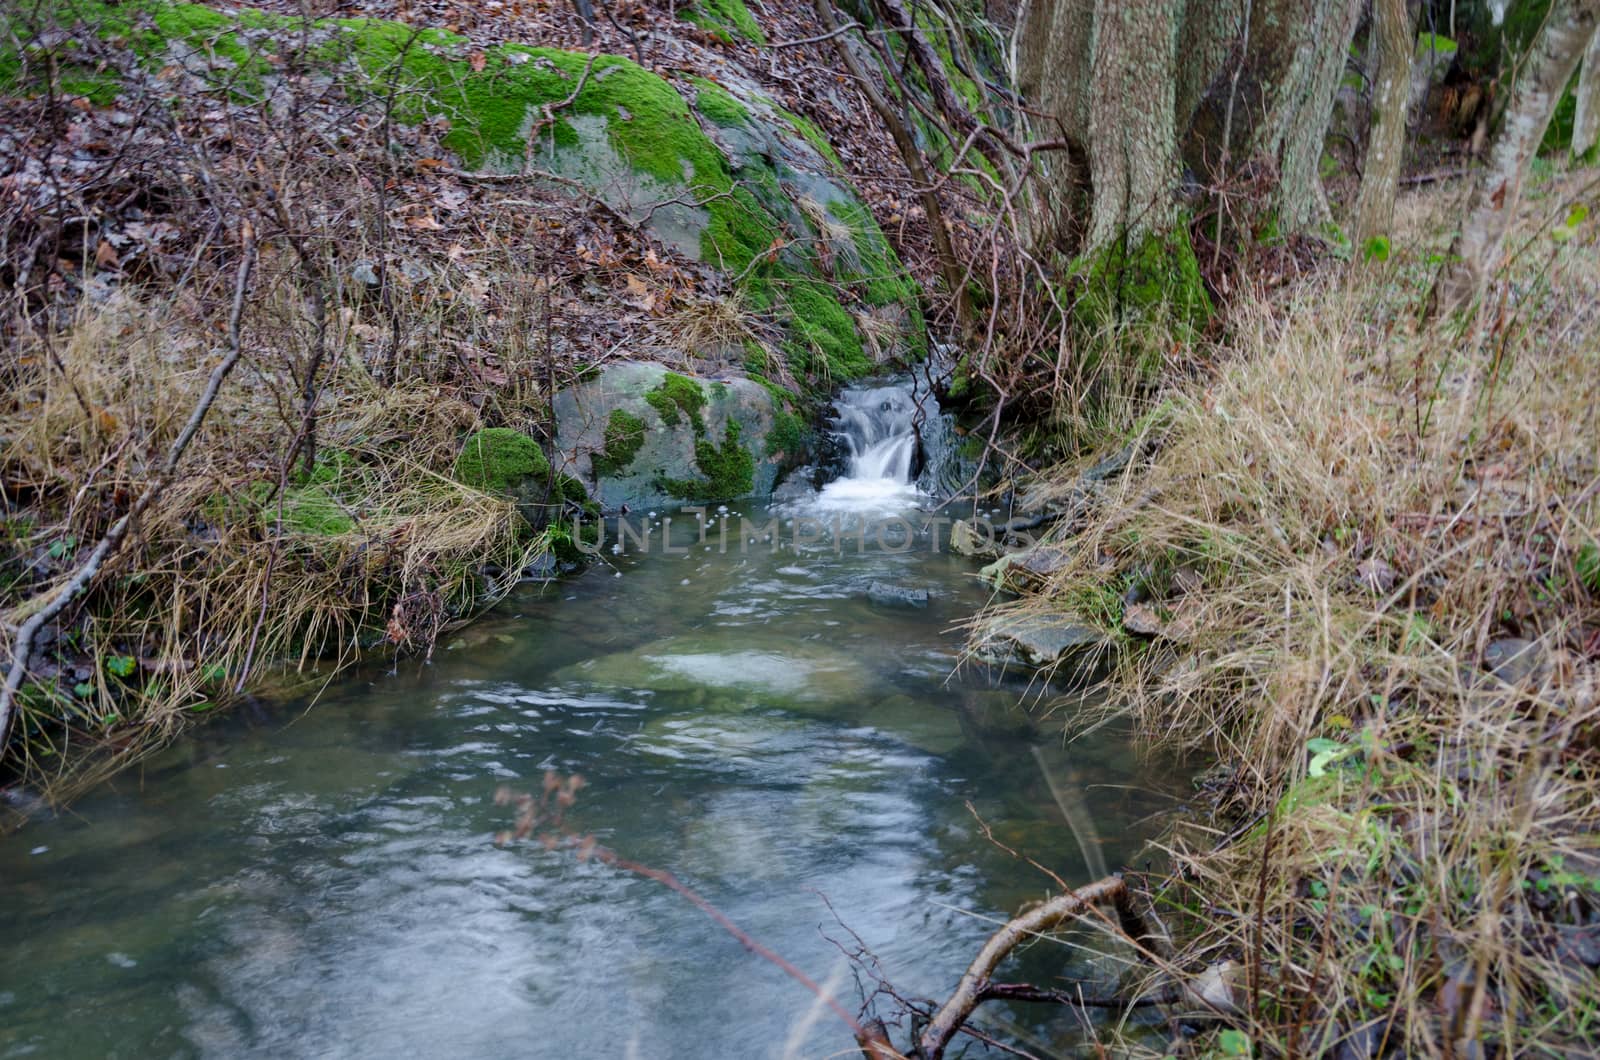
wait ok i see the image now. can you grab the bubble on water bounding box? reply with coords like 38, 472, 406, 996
29, 846, 47, 855
680, 578, 690, 586
107, 952, 138, 969
610, 543, 622, 555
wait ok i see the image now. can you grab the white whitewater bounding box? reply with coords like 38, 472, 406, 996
814, 384, 928, 513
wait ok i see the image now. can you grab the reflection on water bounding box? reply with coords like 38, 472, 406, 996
0, 501, 1190, 1059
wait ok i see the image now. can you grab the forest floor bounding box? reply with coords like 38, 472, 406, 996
981, 171, 1600, 1055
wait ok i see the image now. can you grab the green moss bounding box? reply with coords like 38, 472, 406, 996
1074, 226, 1212, 341
765, 409, 807, 457
688, 75, 749, 127
453, 427, 549, 493
775, 105, 843, 170
644, 372, 707, 430
591, 408, 646, 479
914, 7, 982, 112
747, 269, 870, 381
827, 197, 921, 309
678, 0, 766, 45
661, 420, 755, 499
281, 485, 356, 536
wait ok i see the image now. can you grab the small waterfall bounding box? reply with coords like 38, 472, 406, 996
812, 378, 958, 511
831, 387, 920, 484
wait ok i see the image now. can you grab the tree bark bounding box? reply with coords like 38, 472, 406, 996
1028, 0, 1094, 249
1255, 0, 1364, 229
1433, 0, 1600, 314
1085, 0, 1182, 248
1181, 0, 1361, 228
1355, 0, 1417, 245
1176, 0, 1243, 143
1573, 24, 1600, 155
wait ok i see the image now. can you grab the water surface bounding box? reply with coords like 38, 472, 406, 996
1, 419, 1189, 1058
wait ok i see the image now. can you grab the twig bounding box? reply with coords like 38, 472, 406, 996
0, 222, 257, 749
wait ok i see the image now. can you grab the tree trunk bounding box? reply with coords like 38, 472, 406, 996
1176, 1, 1243, 144
1433, 0, 1600, 314
1085, 0, 1182, 248
1255, 0, 1364, 229
1573, 25, 1600, 155
1355, 0, 1417, 245
1180, 0, 1361, 228
1028, 0, 1094, 249
1011, 0, 1053, 104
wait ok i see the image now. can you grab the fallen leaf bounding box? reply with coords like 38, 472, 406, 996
94, 240, 120, 270
469, 50, 487, 72
405, 214, 444, 231
1356, 558, 1397, 594
1123, 603, 1164, 636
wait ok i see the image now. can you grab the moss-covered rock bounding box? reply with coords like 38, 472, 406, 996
677, 0, 766, 44
453, 427, 549, 493
662, 420, 756, 499
552, 361, 796, 510
644, 372, 708, 429
590, 409, 647, 480
6, 0, 928, 389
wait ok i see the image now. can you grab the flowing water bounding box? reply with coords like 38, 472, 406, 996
0, 380, 1188, 1059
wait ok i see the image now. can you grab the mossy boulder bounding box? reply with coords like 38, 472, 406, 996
552, 362, 801, 510
452, 427, 558, 522
4, 0, 927, 388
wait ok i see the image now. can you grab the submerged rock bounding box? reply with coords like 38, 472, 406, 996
865, 581, 930, 607
551, 633, 880, 712
859, 695, 965, 755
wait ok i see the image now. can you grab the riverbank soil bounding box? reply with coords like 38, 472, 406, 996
978, 176, 1600, 1055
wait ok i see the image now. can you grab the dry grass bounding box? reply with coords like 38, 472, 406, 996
981, 176, 1600, 1055
1, 286, 543, 810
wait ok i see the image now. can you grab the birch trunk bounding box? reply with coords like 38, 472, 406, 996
1354, 0, 1417, 245
1434, 0, 1600, 314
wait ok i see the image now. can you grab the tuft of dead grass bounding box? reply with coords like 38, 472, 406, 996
1, 289, 544, 811
981, 177, 1600, 1055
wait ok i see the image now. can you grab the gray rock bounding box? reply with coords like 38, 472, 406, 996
1553, 924, 1600, 968
975, 611, 1109, 668
866, 581, 929, 607
552, 361, 788, 511
950, 518, 995, 557
978, 545, 1067, 591
1483, 638, 1548, 687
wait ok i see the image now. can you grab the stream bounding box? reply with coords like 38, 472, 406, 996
0, 380, 1189, 1058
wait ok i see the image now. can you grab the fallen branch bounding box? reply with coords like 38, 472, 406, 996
917, 875, 1128, 1059
0, 222, 257, 751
